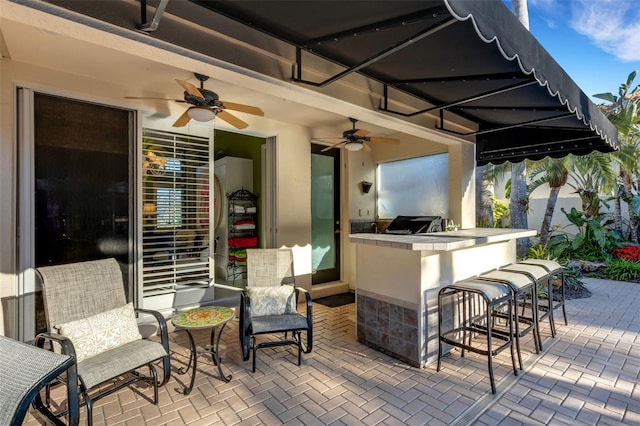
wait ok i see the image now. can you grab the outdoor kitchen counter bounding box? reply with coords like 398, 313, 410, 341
349, 228, 536, 368
349, 227, 536, 251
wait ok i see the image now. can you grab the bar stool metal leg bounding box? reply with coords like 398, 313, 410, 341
477, 270, 540, 369
501, 263, 555, 340
438, 279, 517, 394
520, 259, 568, 326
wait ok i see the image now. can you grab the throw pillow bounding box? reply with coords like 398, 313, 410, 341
246, 285, 297, 317
55, 303, 142, 362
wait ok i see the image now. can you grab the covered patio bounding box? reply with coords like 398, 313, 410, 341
24, 278, 640, 425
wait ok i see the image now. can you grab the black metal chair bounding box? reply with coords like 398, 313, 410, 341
239, 248, 313, 372
0, 335, 78, 426
36, 258, 171, 426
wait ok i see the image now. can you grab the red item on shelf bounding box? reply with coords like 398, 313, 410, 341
228, 236, 258, 248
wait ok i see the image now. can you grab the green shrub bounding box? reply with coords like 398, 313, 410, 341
526, 244, 550, 260
493, 198, 509, 228
546, 207, 622, 262
604, 258, 640, 282
524, 245, 584, 295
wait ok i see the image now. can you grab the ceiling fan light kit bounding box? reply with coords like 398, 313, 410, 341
344, 141, 363, 151
187, 106, 216, 122
320, 118, 400, 152
125, 72, 263, 128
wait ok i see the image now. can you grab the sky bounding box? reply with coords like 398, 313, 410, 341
503, 0, 640, 103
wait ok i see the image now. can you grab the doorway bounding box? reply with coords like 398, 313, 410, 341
311, 143, 341, 284
18, 90, 134, 338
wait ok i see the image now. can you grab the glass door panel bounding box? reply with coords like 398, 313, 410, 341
311, 144, 340, 284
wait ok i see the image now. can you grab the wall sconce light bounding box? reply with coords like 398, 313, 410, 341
360, 181, 373, 194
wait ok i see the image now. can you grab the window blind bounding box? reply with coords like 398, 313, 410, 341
142, 129, 211, 297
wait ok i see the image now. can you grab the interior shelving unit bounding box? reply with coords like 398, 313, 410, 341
226, 189, 258, 282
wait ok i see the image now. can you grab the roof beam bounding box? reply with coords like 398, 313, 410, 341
388, 72, 526, 85
380, 80, 538, 117
438, 112, 575, 137
292, 17, 457, 88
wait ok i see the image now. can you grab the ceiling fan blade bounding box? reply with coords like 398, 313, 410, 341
176, 79, 204, 99
362, 142, 372, 152
321, 141, 346, 152
217, 110, 249, 129
353, 129, 370, 137
368, 136, 400, 144
220, 101, 264, 116
124, 96, 183, 101
172, 109, 192, 127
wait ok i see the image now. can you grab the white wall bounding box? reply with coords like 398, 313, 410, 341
342, 134, 475, 291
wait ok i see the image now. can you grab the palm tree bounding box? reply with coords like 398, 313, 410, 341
475, 165, 494, 227
567, 153, 616, 218
476, 162, 512, 228
594, 71, 640, 241
528, 158, 569, 246
510, 0, 530, 256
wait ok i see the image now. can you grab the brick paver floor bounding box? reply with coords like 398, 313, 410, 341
23, 278, 640, 425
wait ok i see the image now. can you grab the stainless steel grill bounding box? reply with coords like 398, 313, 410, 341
385, 215, 443, 234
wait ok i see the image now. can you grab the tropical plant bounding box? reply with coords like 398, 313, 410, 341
566, 153, 616, 218
528, 157, 569, 246
475, 165, 494, 227
493, 198, 509, 228
477, 162, 511, 228
510, 0, 530, 257
612, 245, 640, 262
526, 244, 551, 260
524, 244, 585, 296
546, 206, 622, 261
594, 70, 640, 242
604, 258, 640, 282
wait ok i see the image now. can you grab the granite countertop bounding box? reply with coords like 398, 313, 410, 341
348, 228, 536, 251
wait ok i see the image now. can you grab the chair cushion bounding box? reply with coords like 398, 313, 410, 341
251, 313, 309, 334
55, 303, 142, 362
246, 285, 297, 317
77, 339, 167, 389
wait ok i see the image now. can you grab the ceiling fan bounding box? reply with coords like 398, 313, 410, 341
320, 118, 399, 152
125, 73, 264, 129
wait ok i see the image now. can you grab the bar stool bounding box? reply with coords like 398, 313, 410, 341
519, 259, 568, 327
438, 279, 518, 394
476, 269, 541, 371
500, 263, 556, 337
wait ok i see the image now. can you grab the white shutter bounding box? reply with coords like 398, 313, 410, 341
142, 129, 211, 298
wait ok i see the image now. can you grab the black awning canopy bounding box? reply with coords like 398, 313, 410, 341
193, 0, 618, 165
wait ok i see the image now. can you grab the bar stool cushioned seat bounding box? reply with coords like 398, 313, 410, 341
476, 269, 541, 370
519, 259, 568, 327
500, 263, 556, 337
437, 279, 518, 394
